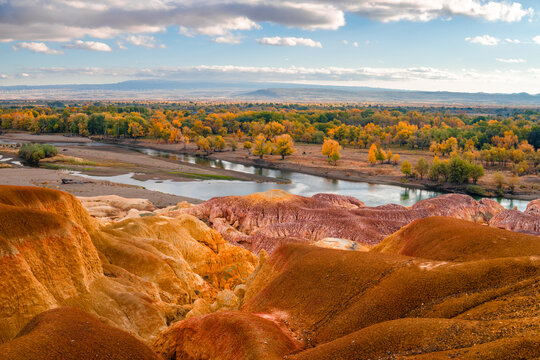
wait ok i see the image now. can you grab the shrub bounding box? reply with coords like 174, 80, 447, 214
401, 160, 412, 177
19, 143, 58, 166
466, 184, 486, 197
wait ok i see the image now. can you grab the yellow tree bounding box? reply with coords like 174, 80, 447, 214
213, 135, 226, 152
197, 137, 211, 155
322, 139, 342, 165
253, 134, 272, 159
128, 121, 144, 140
243, 141, 253, 154
273, 134, 295, 160
368, 143, 378, 165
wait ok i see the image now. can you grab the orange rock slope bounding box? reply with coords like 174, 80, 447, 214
0, 307, 160, 360
0, 185, 257, 343
187, 190, 505, 253
154, 217, 540, 359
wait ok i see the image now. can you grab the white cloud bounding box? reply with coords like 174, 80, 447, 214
124, 35, 157, 48
20, 73, 30, 77
258, 37, 322, 48
63, 40, 112, 52
331, 0, 534, 22
0, 1, 344, 42
505, 38, 521, 44
496, 58, 525, 63
213, 34, 243, 44
0, 74, 7, 79
465, 35, 500, 46
342, 40, 348, 45
353, 41, 359, 47
533, 36, 540, 45
12, 42, 62, 54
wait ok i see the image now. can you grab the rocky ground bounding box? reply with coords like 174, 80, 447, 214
0, 185, 539, 359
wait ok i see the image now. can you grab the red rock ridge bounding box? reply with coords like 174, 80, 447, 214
186, 190, 506, 253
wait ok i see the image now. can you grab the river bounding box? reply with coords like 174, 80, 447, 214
75, 144, 529, 211
0, 138, 531, 210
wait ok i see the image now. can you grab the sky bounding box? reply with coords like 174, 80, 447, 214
2, 0, 540, 93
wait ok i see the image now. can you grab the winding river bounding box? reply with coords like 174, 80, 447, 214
80, 144, 530, 211
0, 138, 530, 210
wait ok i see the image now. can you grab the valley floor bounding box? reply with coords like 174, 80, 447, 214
118, 137, 540, 201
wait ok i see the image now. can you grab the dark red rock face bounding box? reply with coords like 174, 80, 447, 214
187, 190, 507, 253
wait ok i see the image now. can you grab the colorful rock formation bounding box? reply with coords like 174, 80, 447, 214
187, 190, 506, 253
154, 221, 540, 359
0, 185, 257, 343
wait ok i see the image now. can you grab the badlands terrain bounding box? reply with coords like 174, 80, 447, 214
0, 185, 539, 359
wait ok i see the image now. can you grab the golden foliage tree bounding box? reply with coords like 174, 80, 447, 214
273, 134, 295, 160
253, 134, 272, 159
322, 139, 342, 165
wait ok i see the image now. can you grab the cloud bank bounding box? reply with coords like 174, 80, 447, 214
0, 1, 532, 43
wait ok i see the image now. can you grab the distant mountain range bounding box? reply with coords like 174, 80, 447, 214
1, 80, 539, 106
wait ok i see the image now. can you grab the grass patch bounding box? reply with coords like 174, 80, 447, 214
42, 164, 66, 170
43, 155, 101, 166
169, 171, 239, 180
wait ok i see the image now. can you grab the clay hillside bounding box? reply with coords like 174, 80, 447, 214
0, 185, 538, 359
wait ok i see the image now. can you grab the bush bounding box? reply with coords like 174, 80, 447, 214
19, 143, 58, 166
466, 185, 487, 197
401, 160, 412, 177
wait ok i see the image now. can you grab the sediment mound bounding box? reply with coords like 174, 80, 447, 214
153, 311, 302, 360
153, 241, 539, 358
187, 190, 506, 253
372, 216, 540, 261
0, 184, 96, 231
0, 185, 257, 343
489, 199, 540, 236
0, 307, 160, 360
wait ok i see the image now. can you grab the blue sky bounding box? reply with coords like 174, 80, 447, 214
2, 0, 540, 93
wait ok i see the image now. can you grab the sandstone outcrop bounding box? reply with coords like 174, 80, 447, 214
78, 194, 157, 221
489, 199, 540, 236
0, 185, 257, 343
187, 190, 506, 253
0, 307, 160, 360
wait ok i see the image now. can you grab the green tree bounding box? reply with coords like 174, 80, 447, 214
415, 158, 430, 180
469, 164, 485, 184
448, 156, 471, 184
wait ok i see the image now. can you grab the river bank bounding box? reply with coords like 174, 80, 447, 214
109, 138, 539, 202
